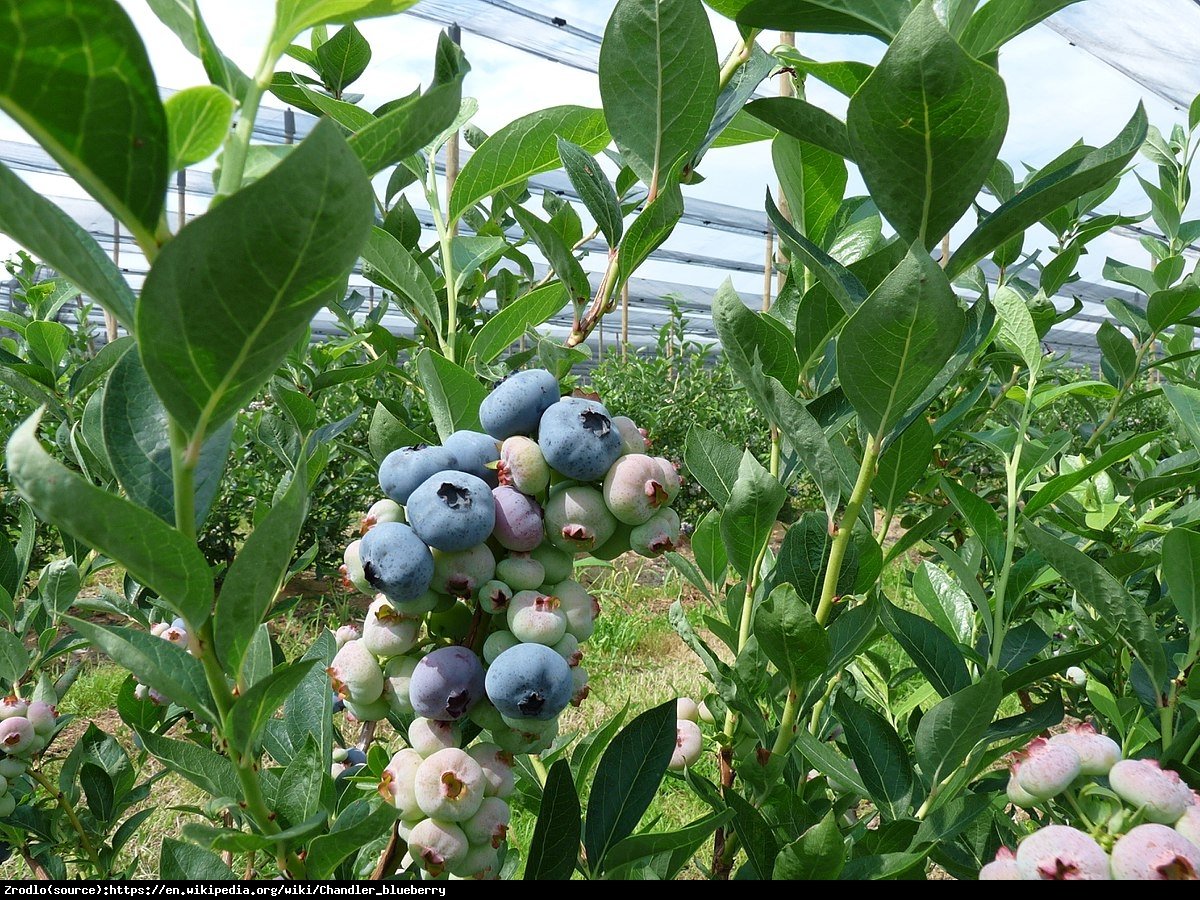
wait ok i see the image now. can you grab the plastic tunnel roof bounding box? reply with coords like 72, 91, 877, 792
4, 0, 1200, 369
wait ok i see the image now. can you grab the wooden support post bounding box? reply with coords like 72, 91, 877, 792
105, 219, 119, 342
621, 284, 630, 360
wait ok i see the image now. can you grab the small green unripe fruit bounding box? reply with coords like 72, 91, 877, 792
529, 544, 573, 585
495, 554, 545, 591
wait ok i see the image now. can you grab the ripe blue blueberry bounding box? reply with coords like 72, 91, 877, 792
379, 445, 458, 505
408, 646, 486, 721
443, 430, 501, 487
479, 369, 560, 440
359, 522, 434, 602
484, 642, 573, 721
408, 471, 496, 552
538, 397, 623, 482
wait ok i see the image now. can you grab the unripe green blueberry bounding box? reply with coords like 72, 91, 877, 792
492, 717, 559, 755
0, 697, 27, 720
340, 540, 372, 594
571, 666, 589, 707
1016, 824, 1111, 880
529, 544, 573, 585
478, 580, 512, 614
396, 818, 420, 843
1110, 823, 1200, 880
379, 748, 423, 819
1175, 804, 1200, 847
467, 743, 514, 799
343, 697, 390, 722
498, 436, 551, 496
591, 522, 633, 561
979, 847, 1021, 880
402, 590, 443, 616
603, 454, 671, 525
669, 719, 703, 771
495, 554, 545, 591
334, 624, 361, 648
1109, 759, 1193, 824
448, 843, 500, 880
384, 656, 419, 717
332, 747, 349, 763
26, 701, 55, 737
677, 697, 700, 722
483, 630, 520, 664
697, 700, 715, 725
0, 775, 7, 795
552, 634, 582, 667
552, 580, 599, 641
1048, 724, 1121, 777
431, 545, 496, 598
427, 600, 474, 642
544, 484, 617, 553
612, 416, 648, 455
0, 757, 25, 778
407, 818, 469, 876
0, 718, 35, 757
327, 640, 385, 706
463, 796, 510, 848
0, 793, 13, 817
507, 591, 568, 645
362, 498, 404, 534
468, 701, 506, 732
630, 508, 680, 557
414, 748, 486, 821
1015, 737, 1081, 800
409, 717, 461, 756
500, 712, 557, 736
362, 596, 420, 659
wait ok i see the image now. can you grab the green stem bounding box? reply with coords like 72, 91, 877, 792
427, 159, 458, 362
1085, 334, 1155, 449
717, 30, 760, 92
721, 540, 769, 741
808, 672, 841, 736
215, 45, 279, 199
1158, 702, 1174, 750
28, 769, 102, 874
815, 436, 880, 627
529, 755, 549, 787
1182, 730, 1200, 766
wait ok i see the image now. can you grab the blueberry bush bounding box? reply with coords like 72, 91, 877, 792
1, 0, 1200, 882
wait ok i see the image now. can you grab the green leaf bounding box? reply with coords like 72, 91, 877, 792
874, 418, 933, 514
837, 245, 965, 440
470, 284, 569, 365
315, 24, 370, 93
451, 106, 609, 221
754, 583, 830, 685
615, 177, 685, 291
912, 562, 973, 645
948, 105, 1147, 278
846, 1, 1008, 248
913, 669, 1001, 786
746, 97, 853, 159
305, 799, 397, 879
772, 133, 848, 250
1147, 280, 1200, 333
1024, 431, 1161, 517
283, 632, 336, 768
559, 138, 623, 247
512, 206, 592, 306
524, 759, 581, 880
599, 0, 719, 190
940, 476, 1004, 574
834, 693, 914, 819
272, 0, 420, 47
877, 594, 971, 697
771, 512, 861, 608
452, 235, 507, 292
1162, 528, 1200, 634
38, 558, 79, 620
0, 0, 168, 242
215, 459, 309, 681
1165, 382, 1200, 451
144, 0, 249, 97
69, 619, 216, 724
736, 0, 909, 39
725, 791, 780, 880
1097, 321, 1137, 387
0, 631, 30, 688
0, 163, 137, 329
102, 351, 232, 529
414, 349, 486, 441
993, 284, 1043, 376
792, 728, 868, 794
767, 191, 866, 315
7, 411, 214, 626
712, 279, 800, 391
684, 426, 743, 507
1024, 523, 1167, 690
227, 659, 320, 756
959, 0, 1084, 56
773, 813, 845, 879
606, 810, 732, 873
720, 453, 787, 577
160, 838, 236, 880
584, 699, 677, 871
138, 119, 372, 442
275, 735, 325, 828
361, 226, 441, 338
165, 86, 236, 171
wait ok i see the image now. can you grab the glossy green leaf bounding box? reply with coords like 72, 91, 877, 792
512, 206, 592, 306
846, 1, 1007, 248
160, 839, 236, 880
792, 728, 868, 794
272, 0, 420, 47
1025, 523, 1167, 689
102, 352, 232, 529
525, 759, 581, 880
754, 583, 830, 685
7, 412, 214, 625
1147, 280, 1200, 333
878, 594, 971, 697
1162, 528, 1200, 634
451, 106, 609, 221
1024, 431, 1161, 517
227, 659, 320, 756
316, 24, 370, 93
584, 699, 676, 870
721, 453, 787, 577
274, 735, 324, 828
940, 477, 1004, 574
914, 669, 1001, 786
283, 632, 336, 768
606, 811, 732, 874
837, 245, 965, 440
767, 191, 866, 315
959, 0, 1084, 56
771, 512, 862, 608
164, 86, 236, 171
912, 562, 973, 645
736, 0, 909, 39
773, 813, 845, 880
138, 119, 373, 442
948, 105, 1147, 278
361, 226, 441, 338
616, 179, 685, 290
0, 0, 168, 241
993, 284, 1043, 376
874, 417, 934, 514
684, 426, 742, 507
1165, 382, 1200, 451
772, 134, 848, 251
144, 0, 249, 97
747, 97, 852, 159
470, 284, 569, 365
711, 279, 799, 391
214, 460, 309, 681
304, 800, 397, 879
415, 349, 486, 441
559, 138, 623, 247
726, 791, 779, 880
599, 0, 719, 190
1097, 321, 1137, 387
834, 693, 914, 819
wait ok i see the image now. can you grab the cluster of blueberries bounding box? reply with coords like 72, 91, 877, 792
327, 369, 682, 877
0, 695, 58, 817
980, 723, 1200, 880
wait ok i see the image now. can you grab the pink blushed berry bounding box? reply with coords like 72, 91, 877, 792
979, 847, 1021, 880
1015, 825, 1111, 880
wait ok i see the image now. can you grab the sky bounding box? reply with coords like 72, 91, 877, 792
2, 0, 1198, 342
